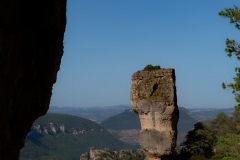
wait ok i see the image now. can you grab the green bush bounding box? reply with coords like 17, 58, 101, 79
143, 64, 161, 71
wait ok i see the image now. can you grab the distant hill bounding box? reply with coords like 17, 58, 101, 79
178, 107, 198, 133
101, 107, 198, 144
44, 106, 234, 147
49, 105, 234, 123
101, 109, 141, 130
20, 113, 137, 160
188, 108, 234, 121
48, 105, 130, 122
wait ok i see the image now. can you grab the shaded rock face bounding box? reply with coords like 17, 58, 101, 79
130, 69, 179, 160
0, 0, 66, 159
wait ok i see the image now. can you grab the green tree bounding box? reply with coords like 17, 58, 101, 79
206, 111, 240, 160
211, 134, 240, 160
219, 5, 240, 112
207, 112, 240, 160
180, 122, 215, 159
209, 7, 240, 160
208, 112, 238, 137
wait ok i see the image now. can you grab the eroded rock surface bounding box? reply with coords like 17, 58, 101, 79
80, 148, 145, 160
130, 69, 179, 160
0, 0, 66, 159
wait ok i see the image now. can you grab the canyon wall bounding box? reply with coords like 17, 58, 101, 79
0, 0, 67, 159
130, 68, 179, 160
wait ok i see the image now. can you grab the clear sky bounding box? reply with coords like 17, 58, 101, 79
50, 0, 240, 108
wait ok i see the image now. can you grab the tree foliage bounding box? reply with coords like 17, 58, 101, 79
208, 112, 239, 137
219, 5, 240, 111
212, 134, 240, 160
179, 122, 215, 159
208, 112, 240, 159
176, 5, 240, 160
215, 6, 240, 159
177, 111, 240, 160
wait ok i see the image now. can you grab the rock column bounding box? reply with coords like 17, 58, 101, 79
130, 69, 179, 160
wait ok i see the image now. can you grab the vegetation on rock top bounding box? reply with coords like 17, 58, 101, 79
143, 64, 161, 71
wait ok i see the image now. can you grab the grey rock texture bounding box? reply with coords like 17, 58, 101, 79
80, 148, 145, 160
0, 0, 66, 159
130, 69, 179, 160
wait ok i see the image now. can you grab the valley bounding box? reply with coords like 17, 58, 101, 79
20, 105, 234, 160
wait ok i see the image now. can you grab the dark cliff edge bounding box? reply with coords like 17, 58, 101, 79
0, 0, 67, 159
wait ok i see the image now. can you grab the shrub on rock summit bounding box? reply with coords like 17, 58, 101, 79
143, 64, 161, 71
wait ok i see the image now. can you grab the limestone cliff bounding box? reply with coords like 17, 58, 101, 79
0, 0, 67, 159
130, 68, 179, 160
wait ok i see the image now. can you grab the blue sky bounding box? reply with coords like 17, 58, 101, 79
50, 0, 240, 108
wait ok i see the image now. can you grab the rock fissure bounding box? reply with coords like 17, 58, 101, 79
149, 83, 158, 96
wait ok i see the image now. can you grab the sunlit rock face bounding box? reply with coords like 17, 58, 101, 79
0, 0, 66, 159
130, 69, 179, 160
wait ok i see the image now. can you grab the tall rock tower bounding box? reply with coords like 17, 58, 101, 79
130, 68, 179, 160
